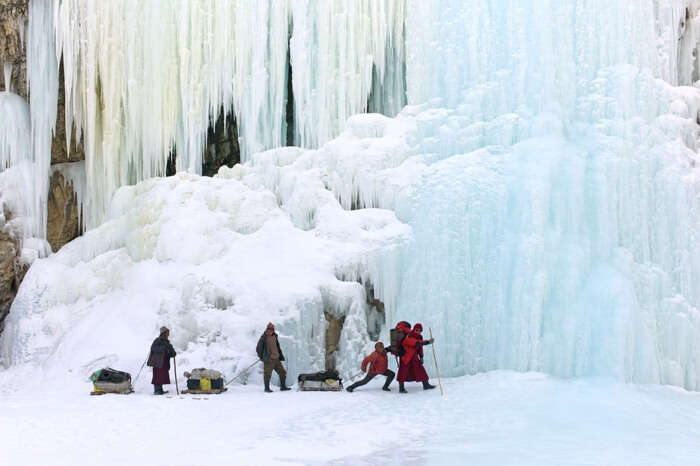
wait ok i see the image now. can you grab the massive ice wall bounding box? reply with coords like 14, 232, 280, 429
5, 0, 700, 392
380, 0, 700, 389
51, 0, 405, 228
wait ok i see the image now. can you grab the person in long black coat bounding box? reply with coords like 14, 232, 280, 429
147, 326, 177, 395
256, 322, 291, 392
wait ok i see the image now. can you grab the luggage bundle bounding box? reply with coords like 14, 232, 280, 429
387, 320, 411, 357
297, 369, 343, 391
89, 368, 133, 395
183, 368, 226, 394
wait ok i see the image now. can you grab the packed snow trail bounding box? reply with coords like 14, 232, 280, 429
1, 373, 700, 466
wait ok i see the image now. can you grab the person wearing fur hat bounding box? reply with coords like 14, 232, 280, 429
147, 326, 177, 395
396, 323, 436, 393
346, 342, 395, 392
256, 322, 291, 392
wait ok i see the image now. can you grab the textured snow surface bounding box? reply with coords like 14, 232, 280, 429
1, 372, 699, 465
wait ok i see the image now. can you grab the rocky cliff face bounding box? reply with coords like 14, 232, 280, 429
47, 62, 84, 252
0, 210, 27, 330
0, 0, 29, 328
47, 170, 81, 252
203, 109, 240, 177
0, 0, 27, 97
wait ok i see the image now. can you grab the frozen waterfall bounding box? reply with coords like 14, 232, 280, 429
51, 0, 406, 228
392, 0, 700, 388
2, 0, 700, 392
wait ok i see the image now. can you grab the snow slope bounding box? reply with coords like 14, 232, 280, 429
0, 115, 411, 386
1, 372, 699, 466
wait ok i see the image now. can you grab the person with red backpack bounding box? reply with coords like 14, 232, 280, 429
396, 322, 436, 393
346, 342, 395, 392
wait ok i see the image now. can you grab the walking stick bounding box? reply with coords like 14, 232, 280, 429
173, 356, 180, 395
429, 327, 444, 396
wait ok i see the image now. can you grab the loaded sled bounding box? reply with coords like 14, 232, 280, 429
89, 368, 133, 395
182, 368, 227, 394
297, 369, 343, 391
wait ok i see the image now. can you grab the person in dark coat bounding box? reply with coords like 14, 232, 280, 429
147, 326, 177, 395
346, 341, 395, 392
256, 322, 291, 393
396, 323, 435, 393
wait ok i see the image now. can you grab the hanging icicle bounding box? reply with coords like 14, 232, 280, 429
50, 0, 406, 229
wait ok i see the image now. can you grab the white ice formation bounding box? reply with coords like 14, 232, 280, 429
0, 0, 55, 261
51, 0, 406, 228
0, 121, 412, 386
3, 0, 700, 391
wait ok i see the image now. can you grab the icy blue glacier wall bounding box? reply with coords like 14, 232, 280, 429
392, 0, 700, 388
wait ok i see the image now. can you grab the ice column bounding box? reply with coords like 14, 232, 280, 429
289, 0, 406, 147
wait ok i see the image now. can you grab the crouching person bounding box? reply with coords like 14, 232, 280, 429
256, 322, 291, 393
346, 342, 395, 392
147, 326, 177, 395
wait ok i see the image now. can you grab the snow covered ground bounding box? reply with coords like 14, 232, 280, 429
1, 371, 699, 466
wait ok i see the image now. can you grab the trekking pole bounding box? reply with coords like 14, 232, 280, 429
348, 371, 364, 382
225, 359, 262, 387
173, 356, 180, 395
429, 327, 444, 396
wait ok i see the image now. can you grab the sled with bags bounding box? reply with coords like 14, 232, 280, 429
182, 368, 227, 394
89, 368, 133, 395
297, 369, 343, 391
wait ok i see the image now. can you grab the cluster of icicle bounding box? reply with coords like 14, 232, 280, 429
0, 0, 55, 250
49, 0, 406, 229
17, 0, 700, 235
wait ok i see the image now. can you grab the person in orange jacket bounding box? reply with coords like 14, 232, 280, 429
396, 323, 436, 393
346, 342, 395, 392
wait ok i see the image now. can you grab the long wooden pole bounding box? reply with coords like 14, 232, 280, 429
429, 327, 443, 396
173, 356, 180, 395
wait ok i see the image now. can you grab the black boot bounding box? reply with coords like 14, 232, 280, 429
382, 385, 391, 392
264, 381, 273, 393
346, 384, 356, 392
422, 380, 436, 390
154, 384, 166, 395
279, 377, 291, 391
399, 382, 407, 394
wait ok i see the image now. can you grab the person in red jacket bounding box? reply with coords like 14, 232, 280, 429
397, 322, 436, 393
346, 342, 395, 392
